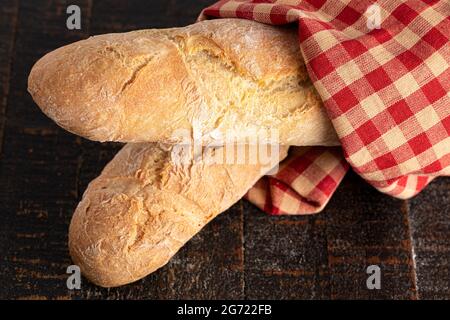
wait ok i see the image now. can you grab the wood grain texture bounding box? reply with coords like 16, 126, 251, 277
0, 0, 19, 298
323, 173, 418, 300
0, 0, 449, 300
0, 0, 19, 154
0, 0, 94, 299
409, 178, 450, 299
244, 201, 331, 299
244, 172, 418, 300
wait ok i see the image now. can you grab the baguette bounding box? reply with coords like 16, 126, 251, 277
29, 19, 338, 146
69, 143, 289, 287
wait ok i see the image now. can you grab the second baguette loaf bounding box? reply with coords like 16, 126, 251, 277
29, 18, 338, 146
69, 143, 288, 287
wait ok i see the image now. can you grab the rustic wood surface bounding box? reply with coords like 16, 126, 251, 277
0, 0, 448, 300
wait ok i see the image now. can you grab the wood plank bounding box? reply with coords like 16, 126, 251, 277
324, 172, 417, 299
244, 171, 418, 299
87, 0, 214, 35
0, 0, 93, 299
409, 178, 450, 299
243, 200, 330, 299
0, 0, 19, 154
0, 0, 19, 298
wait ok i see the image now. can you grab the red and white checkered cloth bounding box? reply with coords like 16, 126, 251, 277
200, 0, 450, 215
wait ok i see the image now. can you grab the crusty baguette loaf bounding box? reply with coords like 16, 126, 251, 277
29, 18, 338, 146
69, 143, 288, 287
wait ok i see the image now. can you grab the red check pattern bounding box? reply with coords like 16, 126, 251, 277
200, 0, 450, 215
247, 147, 349, 214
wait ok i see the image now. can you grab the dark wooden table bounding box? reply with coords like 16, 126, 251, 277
0, 0, 449, 300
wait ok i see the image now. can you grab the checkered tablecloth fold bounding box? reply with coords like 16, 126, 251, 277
246, 147, 349, 214
200, 0, 450, 215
